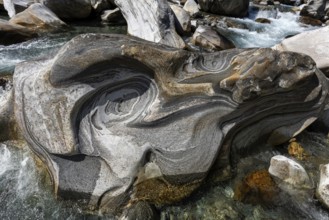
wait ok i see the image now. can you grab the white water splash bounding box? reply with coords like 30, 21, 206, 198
3, 0, 16, 18
221, 10, 318, 48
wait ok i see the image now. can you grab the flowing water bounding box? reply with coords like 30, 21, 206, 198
0, 4, 328, 219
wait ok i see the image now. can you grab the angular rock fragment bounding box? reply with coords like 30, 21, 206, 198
170, 4, 191, 35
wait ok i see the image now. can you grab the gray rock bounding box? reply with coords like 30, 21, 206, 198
316, 164, 329, 209
183, 0, 199, 16
114, 0, 185, 48
198, 0, 249, 17
0, 19, 37, 45
101, 8, 124, 23
269, 155, 313, 188
1, 0, 35, 17
12, 34, 328, 213
273, 26, 329, 76
300, 0, 326, 20
9, 3, 67, 33
192, 25, 235, 51
170, 4, 191, 35
40, 0, 92, 19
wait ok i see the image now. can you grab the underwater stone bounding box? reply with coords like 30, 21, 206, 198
12, 34, 328, 213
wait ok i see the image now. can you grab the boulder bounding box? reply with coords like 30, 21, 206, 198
183, 0, 200, 17
170, 4, 191, 35
192, 25, 235, 51
273, 26, 329, 76
40, 0, 92, 20
198, 0, 249, 17
317, 164, 329, 208
300, 0, 326, 20
0, 19, 37, 45
101, 8, 124, 23
268, 155, 313, 188
12, 34, 328, 213
114, 0, 185, 48
9, 3, 67, 33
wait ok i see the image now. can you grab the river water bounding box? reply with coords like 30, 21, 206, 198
0, 5, 328, 220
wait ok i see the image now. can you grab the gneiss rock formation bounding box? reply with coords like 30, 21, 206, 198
12, 34, 328, 213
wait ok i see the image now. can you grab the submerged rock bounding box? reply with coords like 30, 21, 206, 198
273, 26, 329, 76
11, 34, 328, 213
198, 0, 249, 17
114, 0, 185, 48
9, 3, 67, 33
269, 155, 313, 189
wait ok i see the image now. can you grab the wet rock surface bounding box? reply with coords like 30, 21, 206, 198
11, 33, 329, 214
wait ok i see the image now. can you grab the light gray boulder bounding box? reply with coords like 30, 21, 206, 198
198, 0, 249, 17
12, 34, 328, 213
269, 155, 313, 189
273, 26, 329, 76
170, 4, 191, 35
114, 0, 185, 48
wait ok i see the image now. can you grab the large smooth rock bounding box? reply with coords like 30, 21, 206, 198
9, 3, 66, 33
192, 25, 235, 51
40, 0, 92, 19
268, 155, 313, 188
0, 19, 37, 45
114, 0, 185, 48
198, 0, 249, 17
13, 34, 328, 213
317, 164, 329, 208
273, 26, 329, 76
300, 0, 326, 20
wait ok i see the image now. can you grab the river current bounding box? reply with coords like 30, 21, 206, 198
0, 4, 328, 220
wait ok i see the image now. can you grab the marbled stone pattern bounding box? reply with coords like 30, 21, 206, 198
13, 34, 329, 213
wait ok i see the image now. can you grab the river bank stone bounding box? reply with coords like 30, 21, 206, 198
269, 155, 313, 189
12, 34, 328, 213
9, 3, 67, 33
192, 25, 235, 51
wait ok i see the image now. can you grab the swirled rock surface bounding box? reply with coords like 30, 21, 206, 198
13, 34, 328, 213
114, 0, 185, 48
